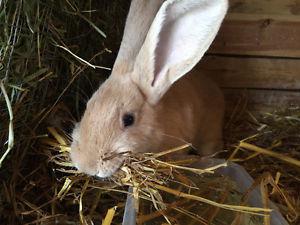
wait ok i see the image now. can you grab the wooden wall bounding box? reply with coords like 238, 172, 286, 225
197, 0, 300, 112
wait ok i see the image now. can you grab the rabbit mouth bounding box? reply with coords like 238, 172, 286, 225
96, 159, 124, 178
96, 153, 129, 178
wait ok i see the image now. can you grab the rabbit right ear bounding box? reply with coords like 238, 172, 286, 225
131, 0, 228, 105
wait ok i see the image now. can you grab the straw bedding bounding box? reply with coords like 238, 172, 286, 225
0, 1, 299, 224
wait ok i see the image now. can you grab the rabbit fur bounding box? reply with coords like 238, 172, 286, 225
70, 0, 228, 177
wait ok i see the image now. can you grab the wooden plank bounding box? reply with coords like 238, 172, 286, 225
207, 1, 300, 111
223, 88, 300, 112
229, 0, 300, 16
209, 15, 300, 57
208, 1, 300, 57
227, 13, 300, 23
197, 55, 300, 89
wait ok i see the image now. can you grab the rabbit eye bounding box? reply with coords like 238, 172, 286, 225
122, 113, 135, 128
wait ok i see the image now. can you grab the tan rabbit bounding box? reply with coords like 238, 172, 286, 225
70, 0, 228, 177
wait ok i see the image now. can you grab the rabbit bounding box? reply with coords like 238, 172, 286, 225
70, 0, 228, 178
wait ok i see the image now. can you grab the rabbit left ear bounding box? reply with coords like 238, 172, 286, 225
131, 0, 228, 105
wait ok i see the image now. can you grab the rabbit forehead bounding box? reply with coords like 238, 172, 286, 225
90, 76, 144, 117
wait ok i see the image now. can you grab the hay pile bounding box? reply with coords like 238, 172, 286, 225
0, 0, 128, 223
224, 108, 300, 224
1, 0, 300, 224
42, 128, 272, 225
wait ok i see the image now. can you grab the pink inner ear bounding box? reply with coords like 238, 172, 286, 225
138, 0, 228, 104
151, 7, 198, 87
151, 21, 173, 87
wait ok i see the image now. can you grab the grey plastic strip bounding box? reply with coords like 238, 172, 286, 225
122, 187, 136, 225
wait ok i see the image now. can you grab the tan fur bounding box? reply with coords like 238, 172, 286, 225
71, 69, 224, 176
157, 70, 224, 155
70, 0, 228, 177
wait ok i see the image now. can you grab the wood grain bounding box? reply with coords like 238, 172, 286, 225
197, 55, 300, 89
228, 0, 300, 16
202, 0, 300, 112
223, 88, 300, 112
206, 0, 300, 57
209, 15, 300, 58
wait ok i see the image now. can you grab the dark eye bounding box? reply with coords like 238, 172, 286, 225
122, 113, 135, 128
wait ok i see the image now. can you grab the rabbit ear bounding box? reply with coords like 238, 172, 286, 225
112, 0, 165, 74
132, 0, 228, 104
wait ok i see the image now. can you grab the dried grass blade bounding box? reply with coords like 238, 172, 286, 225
102, 206, 117, 225
0, 80, 14, 168
152, 144, 191, 158
57, 177, 73, 199
153, 159, 214, 174
149, 183, 271, 215
79, 179, 89, 225
240, 142, 300, 167
47, 127, 67, 146
260, 180, 271, 225
55, 44, 111, 70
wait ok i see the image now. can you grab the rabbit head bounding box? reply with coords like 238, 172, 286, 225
70, 0, 228, 177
